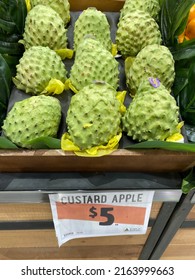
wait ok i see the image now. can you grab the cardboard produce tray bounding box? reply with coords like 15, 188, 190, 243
0, 0, 195, 173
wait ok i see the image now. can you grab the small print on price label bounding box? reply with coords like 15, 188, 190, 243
49, 191, 154, 246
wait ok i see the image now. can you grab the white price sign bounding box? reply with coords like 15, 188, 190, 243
49, 191, 154, 246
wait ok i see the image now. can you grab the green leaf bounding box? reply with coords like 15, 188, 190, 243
0, 54, 12, 128
124, 140, 195, 152
8, 0, 27, 34
182, 168, 195, 194
0, 54, 11, 105
171, 39, 195, 61
0, 136, 18, 149
172, 68, 189, 98
179, 61, 195, 125
0, 32, 21, 43
1, 54, 20, 76
26, 137, 61, 149
0, 17, 16, 34
0, 40, 23, 55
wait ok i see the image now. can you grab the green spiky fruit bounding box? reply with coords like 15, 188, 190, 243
22, 4, 68, 50
69, 38, 119, 91
13, 46, 67, 95
66, 83, 122, 150
126, 44, 175, 96
116, 10, 161, 57
2, 95, 61, 148
73, 7, 112, 52
30, 0, 70, 25
122, 78, 180, 142
120, 0, 160, 21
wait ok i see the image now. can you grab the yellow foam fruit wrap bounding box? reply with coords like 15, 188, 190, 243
25, 0, 31, 12
166, 121, 185, 143
41, 79, 67, 95
64, 79, 79, 94
112, 44, 118, 57
55, 49, 74, 60
61, 90, 126, 156
61, 131, 122, 157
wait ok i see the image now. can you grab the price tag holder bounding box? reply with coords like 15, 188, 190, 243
49, 191, 154, 246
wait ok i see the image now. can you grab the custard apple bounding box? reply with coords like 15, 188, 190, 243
69, 38, 119, 91
116, 10, 161, 57
22, 4, 68, 50
2, 95, 61, 148
73, 7, 112, 52
120, 0, 160, 21
122, 78, 180, 142
66, 83, 121, 150
126, 44, 175, 96
13, 46, 67, 95
30, 0, 70, 25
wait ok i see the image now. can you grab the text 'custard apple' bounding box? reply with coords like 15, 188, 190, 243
22, 4, 68, 50
126, 44, 175, 96
13, 46, 67, 95
69, 38, 119, 91
2, 95, 61, 148
73, 7, 112, 52
120, 0, 160, 21
66, 83, 122, 150
122, 78, 180, 142
116, 10, 161, 57
30, 0, 70, 25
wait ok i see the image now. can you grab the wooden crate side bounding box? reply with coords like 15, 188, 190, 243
69, 0, 125, 11
0, 149, 194, 172
0, 202, 162, 221
160, 228, 195, 260
0, 229, 151, 260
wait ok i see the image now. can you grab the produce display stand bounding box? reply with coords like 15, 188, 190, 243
0, 0, 195, 260
0, 0, 195, 174
0, 171, 183, 260
148, 188, 195, 260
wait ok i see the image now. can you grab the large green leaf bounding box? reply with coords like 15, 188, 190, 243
26, 137, 61, 149
0, 0, 27, 35
124, 140, 195, 152
0, 40, 23, 55
0, 54, 11, 127
177, 61, 195, 125
0, 136, 18, 149
0, 136, 61, 150
182, 168, 195, 194
1, 54, 20, 76
8, 0, 27, 34
0, 1, 27, 78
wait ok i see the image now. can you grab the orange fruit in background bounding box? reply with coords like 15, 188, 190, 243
185, 18, 195, 39
188, 4, 195, 23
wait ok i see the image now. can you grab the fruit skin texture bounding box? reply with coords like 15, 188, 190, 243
120, 0, 160, 21
22, 4, 67, 50
66, 83, 121, 150
116, 10, 161, 57
13, 46, 67, 95
122, 78, 180, 142
30, 0, 70, 25
126, 44, 175, 96
2, 95, 61, 148
69, 38, 119, 91
73, 7, 112, 52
